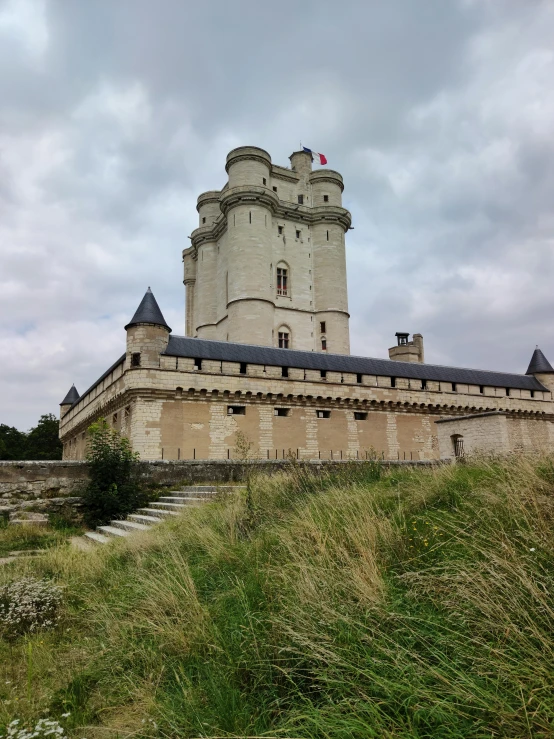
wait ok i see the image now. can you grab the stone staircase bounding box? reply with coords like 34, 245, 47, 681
84, 485, 243, 545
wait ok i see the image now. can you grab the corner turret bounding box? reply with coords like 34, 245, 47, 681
125, 288, 171, 369
526, 346, 554, 394
60, 384, 79, 418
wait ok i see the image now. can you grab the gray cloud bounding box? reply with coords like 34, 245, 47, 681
1, 0, 553, 429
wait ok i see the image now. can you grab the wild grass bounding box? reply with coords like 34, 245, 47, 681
1, 456, 554, 737
0, 519, 83, 557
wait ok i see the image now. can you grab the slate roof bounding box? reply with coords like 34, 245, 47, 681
69, 354, 126, 410
125, 288, 171, 332
164, 336, 547, 391
60, 384, 80, 405
526, 347, 554, 375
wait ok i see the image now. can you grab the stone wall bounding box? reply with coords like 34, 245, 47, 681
436, 412, 554, 459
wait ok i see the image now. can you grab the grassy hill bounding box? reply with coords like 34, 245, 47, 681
1, 456, 554, 738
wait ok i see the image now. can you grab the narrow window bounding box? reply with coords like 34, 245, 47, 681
202, 216, 206, 224
320, 370, 327, 379
274, 408, 289, 417
354, 412, 368, 421
357, 373, 363, 384
227, 406, 246, 415
278, 225, 284, 235
112, 413, 118, 424
124, 405, 131, 418
317, 410, 331, 419
421, 379, 427, 390
273, 186, 277, 192
323, 194, 329, 202
282, 366, 289, 377
131, 352, 141, 367
479, 385, 484, 394
326, 230, 329, 241
298, 194, 304, 204
321, 338, 327, 350
277, 267, 288, 296
240, 362, 247, 375
506, 388, 510, 396
391, 377, 396, 388
263, 177, 267, 185
531, 390, 535, 398
194, 358, 202, 370
452, 383, 457, 392
249, 211, 252, 223
233, 214, 236, 226
296, 229, 301, 239
320, 321, 326, 333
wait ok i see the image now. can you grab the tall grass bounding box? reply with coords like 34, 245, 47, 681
1, 456, 554, 737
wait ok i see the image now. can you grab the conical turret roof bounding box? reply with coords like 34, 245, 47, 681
526, 347, 554, 375
60, 384, 80, 405
124, 287, 171, 332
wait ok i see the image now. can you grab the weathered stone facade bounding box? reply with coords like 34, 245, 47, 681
58, 147, 554, 461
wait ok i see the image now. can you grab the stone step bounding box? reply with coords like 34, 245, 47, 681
138, 507, 179, 519
164, 491, 218, 499
158, 495, 208, 504
97, 525, 130, 539
111, 519, 151, 533
84, 531, 110, 545
150, 501, 191, 511
128, 513, 163, 525
172, 486, 245, 495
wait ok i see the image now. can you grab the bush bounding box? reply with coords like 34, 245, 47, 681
0, 578, 62, 640
81, 418, 148, 527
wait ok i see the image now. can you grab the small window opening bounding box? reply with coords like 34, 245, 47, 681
240, 362, 247, 375
317, 410, 331, 419
321, 338, 327, 351
278, 225, 283, 235
175, 387, 183, 397
323, 194, 329, 202
112, 413, 118, 424
452, 383, 457, 392
263, 177, 267, 185
298, 194, 304, 204
506, 387, 510, 396
421, 379, 427, 390
274, 408, 289, 417
282, 366, 289, 378
320, 321, 326, 333
277, 268, 288, 296
479, 385, 484, 394
194, 358, 202, 371
202, 216, 206, 224
326, 230, 329, 241
531, 390, 535, 398
249, 211, 252, 223
131, 352, 141, 367
296, 229, 301, 239
357, 373, 363, 384
391, 377, 396, 388
227, 405, 245, 415
278, 331, 289, 348
273, 186, 277, 192
124, 405, 131, 418
320, 370, 327, 379
354, 412, 368, 421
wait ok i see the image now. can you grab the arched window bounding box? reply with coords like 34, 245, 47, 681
451, 434, 464, 458
277, 325, 291, 349
276, 262, 290, 297
321, 336, 327, 351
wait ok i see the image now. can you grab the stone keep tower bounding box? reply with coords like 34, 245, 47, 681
183, 146, 352, 354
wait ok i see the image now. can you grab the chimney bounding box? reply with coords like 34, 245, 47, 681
388, 333, 424, 363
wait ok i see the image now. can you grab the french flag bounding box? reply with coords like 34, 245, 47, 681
303, 146, 327, 166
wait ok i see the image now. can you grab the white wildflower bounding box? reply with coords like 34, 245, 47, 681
0, 579, 62, 639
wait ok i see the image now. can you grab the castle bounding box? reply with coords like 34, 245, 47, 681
59, 147, 554, 461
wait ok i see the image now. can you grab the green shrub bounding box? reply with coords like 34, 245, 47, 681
81, 419, 147, 527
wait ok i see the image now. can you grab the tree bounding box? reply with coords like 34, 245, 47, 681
0, 425, 27, 460
25, 414, 63, 460
81, 418, 147, 527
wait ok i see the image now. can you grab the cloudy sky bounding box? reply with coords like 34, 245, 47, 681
1, 0, 554, 430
